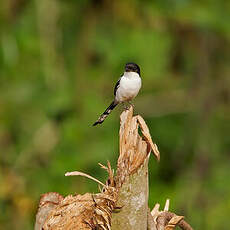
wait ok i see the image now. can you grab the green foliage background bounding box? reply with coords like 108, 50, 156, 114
0, 0, 230, 229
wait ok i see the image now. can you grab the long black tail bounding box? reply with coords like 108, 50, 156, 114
93, 101, 118, 126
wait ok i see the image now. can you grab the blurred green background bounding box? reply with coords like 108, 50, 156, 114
0, 0, 230, 229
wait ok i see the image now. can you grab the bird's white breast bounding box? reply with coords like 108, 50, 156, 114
115, 72, 142, 103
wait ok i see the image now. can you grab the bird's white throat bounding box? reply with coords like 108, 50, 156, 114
123, 71, 140, 79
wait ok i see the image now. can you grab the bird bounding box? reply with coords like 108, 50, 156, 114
93, 62, 142, 126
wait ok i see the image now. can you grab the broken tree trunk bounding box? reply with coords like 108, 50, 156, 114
111, 106, 159, 230
35, 106, 193, 230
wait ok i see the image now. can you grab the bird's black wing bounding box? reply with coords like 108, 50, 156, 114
114, 76, 122, 96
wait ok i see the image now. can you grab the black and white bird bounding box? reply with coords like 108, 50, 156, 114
93, 62, 142, 126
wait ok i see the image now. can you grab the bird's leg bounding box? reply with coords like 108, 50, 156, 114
128, 101, 134, 108
121, 102, 129, 110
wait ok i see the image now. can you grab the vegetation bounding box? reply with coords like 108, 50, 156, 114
0, 0, 229, 229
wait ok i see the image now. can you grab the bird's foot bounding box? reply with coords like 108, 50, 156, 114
121, 102, 129, 110
121, 102, 134, 110
128, 101, 134, 108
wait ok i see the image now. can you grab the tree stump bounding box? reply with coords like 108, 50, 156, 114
35, 106, 193, 230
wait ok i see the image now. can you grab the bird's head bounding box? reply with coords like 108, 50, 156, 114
125, 63, 140, 75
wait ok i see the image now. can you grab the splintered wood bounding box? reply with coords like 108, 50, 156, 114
117, 106, 160, 185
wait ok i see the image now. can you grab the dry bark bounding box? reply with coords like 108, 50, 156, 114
35, 106, 193, 230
